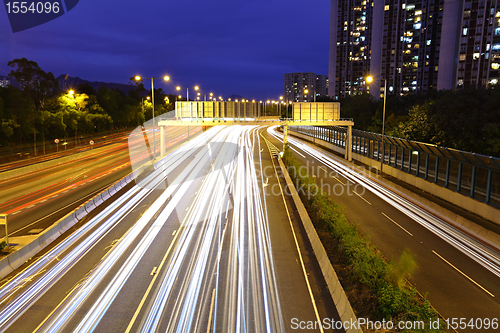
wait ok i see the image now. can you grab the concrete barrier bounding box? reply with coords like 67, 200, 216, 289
7, 241, 42, 274
94, 194, 104, 207
101, 189, 111, 202
57, 212, 79, 235
85, 198, 96, 213
0, 171, 135, 279
278, 158, 362, 333
38, 219, 64, 248
75, 205, 87, 221
0, 255, 13, 279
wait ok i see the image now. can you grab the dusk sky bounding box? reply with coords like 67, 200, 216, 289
1, 0, 331, 100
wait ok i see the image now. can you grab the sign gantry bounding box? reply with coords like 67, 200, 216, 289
158, 101, 354, 161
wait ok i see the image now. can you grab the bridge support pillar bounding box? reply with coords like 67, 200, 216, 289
345, 125, 352, 162
160, 126, 165, 157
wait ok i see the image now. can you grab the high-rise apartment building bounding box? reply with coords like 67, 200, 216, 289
329, 0, 500, 99
284, 73, 328, 102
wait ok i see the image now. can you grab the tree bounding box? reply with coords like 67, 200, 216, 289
0, 85, 34, 144
8, 58, 59, 153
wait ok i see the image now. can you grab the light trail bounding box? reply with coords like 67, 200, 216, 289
0, 125, 287, 332
0, 128, 221, 332
269, 126, 500, 280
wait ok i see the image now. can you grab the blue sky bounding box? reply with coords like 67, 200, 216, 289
1, 0, 331, 100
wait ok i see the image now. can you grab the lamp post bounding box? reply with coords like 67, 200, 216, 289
381, 79, 387, 174
366, 75, 373, 94
366, 76, 386, 174
135, 75, 170, 160
176, 85, 199, 119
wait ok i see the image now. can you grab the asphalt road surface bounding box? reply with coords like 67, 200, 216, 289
0, 125, 341, 333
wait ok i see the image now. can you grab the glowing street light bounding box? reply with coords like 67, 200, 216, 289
366, 75, 386, 173
134, 75, 170, 160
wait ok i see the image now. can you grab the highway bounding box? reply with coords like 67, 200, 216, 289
264, 126, 500, 329
0, 125, 340, 332
0, 127, 193, 240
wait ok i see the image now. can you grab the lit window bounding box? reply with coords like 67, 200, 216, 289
415, 10, 422, 15
463, 28, 468, 35
460, 54, 466, 61
492, 63, 500, 69
427, 39, 431, 45
473, 52, 480, 59
385, 5, 389, 10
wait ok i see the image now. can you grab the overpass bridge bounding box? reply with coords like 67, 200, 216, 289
158, 101, 355, 159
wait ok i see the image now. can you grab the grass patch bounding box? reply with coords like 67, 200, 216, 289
282, 145, 445, 331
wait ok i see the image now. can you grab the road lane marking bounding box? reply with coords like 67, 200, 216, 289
172, 230, 177, 236
291, 147, 305, 158
269, 151, 324, 333
150, 267, 157, 276
206, 288, 216, 333
353, 190, 371, 205
125, 229, 181, 333
33, 282, 82, 332
382, 212, 413, 236
432, 250, 494, 297
332, 176, 345, 186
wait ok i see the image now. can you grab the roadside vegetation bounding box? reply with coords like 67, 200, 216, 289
0, 58, 177, 148
282, 146, 446, 331
340, 89, 500, 158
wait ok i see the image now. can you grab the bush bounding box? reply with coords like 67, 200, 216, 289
282, 146, 443, 329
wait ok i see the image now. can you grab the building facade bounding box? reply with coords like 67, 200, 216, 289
329, 0, 500, 99
284, 73, 328, 102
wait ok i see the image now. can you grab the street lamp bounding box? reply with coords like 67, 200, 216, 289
176, 85, 199, 102
176, 85, 200, 119
366, 76, 386, 174
366, 75, 373, 94
135, 75, 170, 160
381, 79, 387, 174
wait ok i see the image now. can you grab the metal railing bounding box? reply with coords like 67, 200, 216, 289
290, 125, 500, 208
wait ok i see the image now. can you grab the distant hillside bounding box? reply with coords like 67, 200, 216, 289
56, 75, 132, 93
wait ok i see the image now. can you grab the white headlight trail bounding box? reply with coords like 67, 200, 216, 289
269, 126, 500, 278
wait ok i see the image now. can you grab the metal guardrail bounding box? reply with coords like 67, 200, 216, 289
290, 125, 500, 208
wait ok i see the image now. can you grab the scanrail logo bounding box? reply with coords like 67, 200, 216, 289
3, 0, 79, 32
